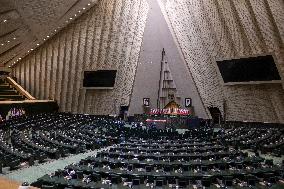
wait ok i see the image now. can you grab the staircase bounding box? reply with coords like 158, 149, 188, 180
0, 78, 26, 101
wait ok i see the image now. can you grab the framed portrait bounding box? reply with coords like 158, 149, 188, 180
185, 98, 192, 107
143, 98, 150, 107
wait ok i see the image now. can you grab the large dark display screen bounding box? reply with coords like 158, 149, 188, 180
216, 55, 281, 83
83, 70, 117, 88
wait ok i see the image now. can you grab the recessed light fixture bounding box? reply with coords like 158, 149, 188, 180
54, 29, 57, 32
28, 50, 30, 52
43, 38, 46, 41
3, 19, 7, 22
74, 14, 77, 17
78, 10, 81, 13
31, 48, 33, 51
1, 44, 3, 46
7, 41, 10, 43
47, 36, 50, 38
8, 66, 11, 68
83, 7, 85, 10
37, 43, 39, 46
88, 3, 90, 6
69, 17, 72, 20
13, 37, 16, 40
19, 58, 21, 60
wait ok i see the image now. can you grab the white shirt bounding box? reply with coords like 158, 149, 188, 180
18, 186, 30, 189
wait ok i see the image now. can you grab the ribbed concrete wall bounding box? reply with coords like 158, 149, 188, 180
12, 0, 149, 115
12, 0, 284, 123
163, 0, 284, 123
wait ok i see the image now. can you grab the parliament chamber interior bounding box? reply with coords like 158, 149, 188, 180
0, 0, 283, 188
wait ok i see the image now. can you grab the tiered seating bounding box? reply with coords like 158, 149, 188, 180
0, 78, 26, 101
0, 113, 120, 172
215, 123, 284, 156
33, 127, 284, 189
1, 113, 283, 188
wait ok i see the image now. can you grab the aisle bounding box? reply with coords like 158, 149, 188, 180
3, 146, 111, 184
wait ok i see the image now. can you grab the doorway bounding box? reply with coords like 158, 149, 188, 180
208, 107, 222, 125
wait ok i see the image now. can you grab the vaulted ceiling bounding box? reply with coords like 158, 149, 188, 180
0, 0, 98, 68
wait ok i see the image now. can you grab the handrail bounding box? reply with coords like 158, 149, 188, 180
0, 100, 54, 104
5, 77, 36, 100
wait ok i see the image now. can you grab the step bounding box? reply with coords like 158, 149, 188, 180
0, 90, 17, 94
0, 95, 25, 100
0, 86, 11, 90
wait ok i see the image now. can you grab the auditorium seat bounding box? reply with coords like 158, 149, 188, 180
146, 175, 154, 184
201, 176, 211, 187
167, 176, 176, 185
178, 179, 188, 188
110, 174, 122, 184
41, 185, 55, 189
132, 178, 140, 186
155, 179, 164, 187
224, 176, 233, 187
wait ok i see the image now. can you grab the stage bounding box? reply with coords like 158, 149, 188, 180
134, 114, 203, 129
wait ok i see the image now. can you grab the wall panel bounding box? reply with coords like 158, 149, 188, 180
164, 0, 284, 122
12, 0, 149, 115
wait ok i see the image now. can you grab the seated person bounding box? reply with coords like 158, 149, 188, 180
18, 182, 30, 189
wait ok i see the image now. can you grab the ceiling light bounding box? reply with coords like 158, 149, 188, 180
3, 19, 7, 23
54, 29, 57, 32
78, 10, 81, 13
88, 3, 90, 6
7, 41, 10, 43
13, 37, 16, 40
66, 20, 68, 23
31, 48, 33, 51
28, 50, 30, 52
19, 58, 21, 60
46, 35, 50, 38
43, 38, 46, 41
83, 7, 86, 10
8, 66, 11, 68
74, 14, 77, 17
37, 43, 39, 46
69, 17, 72, 20
1, 44, 3, 46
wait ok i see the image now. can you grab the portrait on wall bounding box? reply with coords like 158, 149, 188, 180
185, 98, 192, 107
143, 98, 150, 107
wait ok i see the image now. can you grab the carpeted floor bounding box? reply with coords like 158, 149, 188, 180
1, 146, 111, 184
0, 177, 39, 189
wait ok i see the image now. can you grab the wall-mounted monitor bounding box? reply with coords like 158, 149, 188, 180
216, 54, 282, 85
83, 70, 117, 89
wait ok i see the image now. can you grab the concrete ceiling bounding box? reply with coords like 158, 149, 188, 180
0, 0, 98, 68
